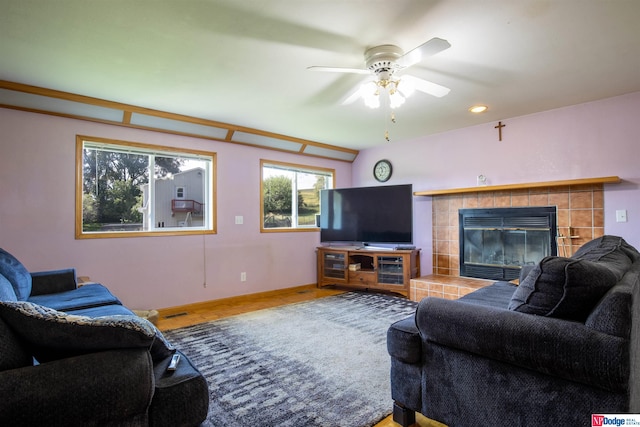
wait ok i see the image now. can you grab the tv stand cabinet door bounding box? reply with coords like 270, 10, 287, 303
376, 255, 408, 286
317, 248, 348, 286
374, 251, 419, 294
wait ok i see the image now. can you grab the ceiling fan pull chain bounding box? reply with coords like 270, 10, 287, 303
385, 108, 398, 142
384, 113, 390, 142
384, 102, 391, 142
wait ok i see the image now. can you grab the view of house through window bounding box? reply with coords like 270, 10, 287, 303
76, 136, 216, 238
261, 160, 334, 231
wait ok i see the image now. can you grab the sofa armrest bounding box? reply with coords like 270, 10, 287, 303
416, 297, 629, 392
0, 348, 154, 426
30, 269, 77, 296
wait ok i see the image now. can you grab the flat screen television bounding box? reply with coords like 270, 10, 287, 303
319, 184, 413, 246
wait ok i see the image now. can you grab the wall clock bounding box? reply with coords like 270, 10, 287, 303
373, 159, 392, 182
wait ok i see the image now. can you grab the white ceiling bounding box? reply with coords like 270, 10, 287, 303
1, 0, 640, 151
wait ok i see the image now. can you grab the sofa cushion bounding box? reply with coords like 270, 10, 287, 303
459, 281, 517, 308
65, 303, 176, 361
585, 282, 633, 337
508, 256, 618, 321
28, 283, 121, 312
30, 268, 78, 296
65, 302, 138, 317
0, 301, 158, 363
0, 274, 18, 302
572, 235, 636, 279
574, 235, 640, 262
0, 248, 31, 301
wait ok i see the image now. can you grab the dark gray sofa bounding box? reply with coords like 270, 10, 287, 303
388, 235, 640, 426
0, 248, 209, 426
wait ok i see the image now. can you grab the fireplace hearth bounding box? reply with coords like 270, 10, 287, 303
459, 206, 557, 280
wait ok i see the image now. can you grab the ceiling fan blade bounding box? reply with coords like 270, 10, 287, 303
341, 87, 363, 105
397, 37, 451, 69
187, 2, 361, 54
340, 78, 374, 105
307, 66, 370, 75
401, 75, 450, 98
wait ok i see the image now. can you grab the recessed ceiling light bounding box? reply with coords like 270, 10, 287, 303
469, 105, 488, 113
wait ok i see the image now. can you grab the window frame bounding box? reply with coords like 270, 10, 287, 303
75, 135, 217, 239
176, 186, 186, 199
260, 159, 335, 233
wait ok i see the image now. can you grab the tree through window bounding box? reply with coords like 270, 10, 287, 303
261, 160, 334, 232
76, 135, 216, 238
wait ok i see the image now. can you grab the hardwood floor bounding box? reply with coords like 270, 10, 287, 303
155, 284, 344, 331
156, 285, 442, 427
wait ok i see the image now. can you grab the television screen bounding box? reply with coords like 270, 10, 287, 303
319, 184, 413, 245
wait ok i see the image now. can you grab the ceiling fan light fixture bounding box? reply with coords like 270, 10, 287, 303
359, 82, 380, 108
389, 89, 405, 109
358, 78, 409, 109
469, 105, 488, 113
364, 96, 381, 109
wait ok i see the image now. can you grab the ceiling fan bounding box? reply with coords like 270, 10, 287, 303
308, 37, 451, 109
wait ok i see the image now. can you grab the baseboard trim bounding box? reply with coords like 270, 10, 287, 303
157, 283, 318, 318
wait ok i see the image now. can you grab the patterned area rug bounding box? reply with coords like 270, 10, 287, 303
163, 291, 418, 427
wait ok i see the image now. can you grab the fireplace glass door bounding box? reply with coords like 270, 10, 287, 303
459, 207, 557, 280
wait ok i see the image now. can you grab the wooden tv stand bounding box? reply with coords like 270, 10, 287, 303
317, 246, 421, 296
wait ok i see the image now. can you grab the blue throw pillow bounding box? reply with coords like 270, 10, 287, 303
508, 256, 618, 321
0, 274, 18, 302
0, 248, 32, 301
0, 301, 164, 363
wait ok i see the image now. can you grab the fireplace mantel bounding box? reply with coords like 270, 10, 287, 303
414, 176, 620, 197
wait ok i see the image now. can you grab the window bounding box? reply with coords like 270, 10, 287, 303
176, 186, 185, 199
76, 135, 216, 238
261, 160, 334, 232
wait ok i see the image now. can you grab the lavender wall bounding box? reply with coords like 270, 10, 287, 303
0, 109, 352, 310
352, 92, 640, 275
3, 91, 638, 310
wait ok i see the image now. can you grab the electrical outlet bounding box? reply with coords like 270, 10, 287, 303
235, 215, 244, 225
240, 272, 247, 282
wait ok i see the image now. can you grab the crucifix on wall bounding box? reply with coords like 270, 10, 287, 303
494, 121, 506, 141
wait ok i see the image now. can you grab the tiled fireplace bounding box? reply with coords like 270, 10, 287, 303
410, 182, 607, 301
432, 183, 605, 277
